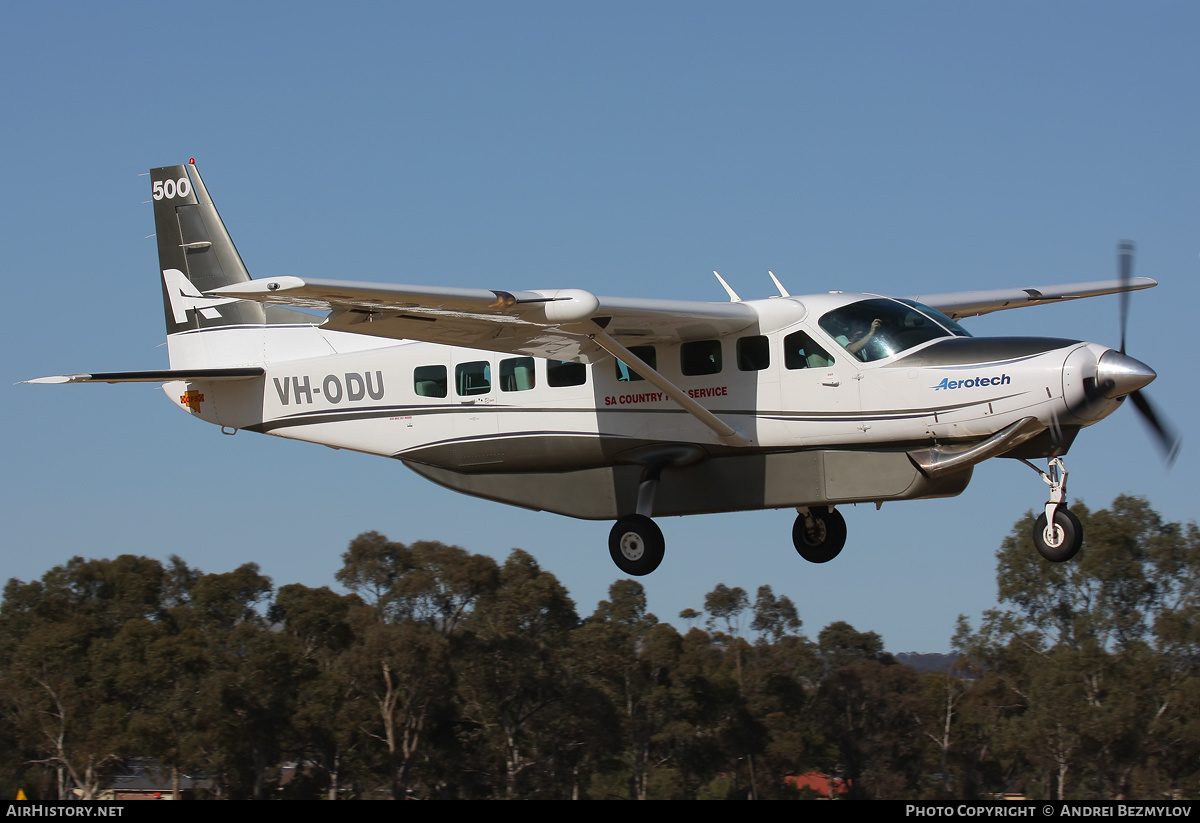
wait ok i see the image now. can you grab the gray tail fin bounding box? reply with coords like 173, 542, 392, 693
151, 160, 311, 334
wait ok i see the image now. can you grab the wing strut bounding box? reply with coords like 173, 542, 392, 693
588, 330, 751, 447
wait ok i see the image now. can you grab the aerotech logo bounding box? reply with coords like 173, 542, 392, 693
932, 373, 1011, 391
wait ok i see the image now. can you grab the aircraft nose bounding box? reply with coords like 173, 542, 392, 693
1095, 350, 1156, 399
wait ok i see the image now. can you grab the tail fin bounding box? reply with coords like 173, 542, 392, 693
28, 162, 321, 385
153, 160, 316, 333
151, 160, 268, 334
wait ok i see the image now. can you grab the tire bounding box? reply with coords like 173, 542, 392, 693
608, 514, 666, 576
1032, 508, 1083, 562
792, 508, 848, 563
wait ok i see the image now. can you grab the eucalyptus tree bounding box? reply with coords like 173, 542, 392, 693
270, 583, 361, 798
0, 555, 168, 799
577, 579, 660, 798
456, 549, 580, 798
334, 532, 499, 799
954, 496, 1200, 799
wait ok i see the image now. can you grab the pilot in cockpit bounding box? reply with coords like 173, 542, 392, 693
843, 318, 883, 358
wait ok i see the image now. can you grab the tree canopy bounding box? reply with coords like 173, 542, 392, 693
1, 496, 1196, 799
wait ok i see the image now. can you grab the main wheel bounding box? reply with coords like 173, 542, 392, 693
608, 514, 665, 576
792, 507, 847, 563
1032, 508, 1083, 562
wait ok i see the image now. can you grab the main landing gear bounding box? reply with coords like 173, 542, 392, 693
609, 514, 665, 576
604, 455, 852, 575
792, 506, 847, 563
607, 505, 852, 574
1022, 456, 1084, 562
608, 460, 670, 576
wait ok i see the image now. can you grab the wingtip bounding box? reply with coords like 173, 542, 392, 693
22, 375, 86, 384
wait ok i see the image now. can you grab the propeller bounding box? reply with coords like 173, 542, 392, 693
1130, 390, 1181, 465
1117, 240, 1133, 354
1112, 240, 1181, 465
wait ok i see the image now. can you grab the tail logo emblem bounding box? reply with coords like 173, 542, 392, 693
163, 269, 240, 324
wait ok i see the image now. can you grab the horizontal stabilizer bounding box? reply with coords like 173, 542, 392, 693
24, 367, 265, 385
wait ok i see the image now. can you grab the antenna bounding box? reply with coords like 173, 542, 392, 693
712, 271, 741, 302
768, 271, 790, 297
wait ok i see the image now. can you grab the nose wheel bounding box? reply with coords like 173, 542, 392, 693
792, 506, 847, 563
1032, 507, 1083, 562
608, 514, 665, 576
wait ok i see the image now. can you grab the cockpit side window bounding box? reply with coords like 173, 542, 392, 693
784, 331, 834, 369
818, 298, 967, 362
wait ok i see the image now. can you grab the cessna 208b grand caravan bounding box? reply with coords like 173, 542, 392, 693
30, 161, 1179, 575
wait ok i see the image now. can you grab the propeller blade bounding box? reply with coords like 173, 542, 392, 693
1048, 407, 1065, 455
1117, 240, 1134, 354
1129, 389, 1181, 466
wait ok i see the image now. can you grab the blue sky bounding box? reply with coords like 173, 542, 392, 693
4, 2, 1197, 652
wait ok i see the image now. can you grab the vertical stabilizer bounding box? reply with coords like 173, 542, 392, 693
152, 161, 267, 334
152, 161, 322, 371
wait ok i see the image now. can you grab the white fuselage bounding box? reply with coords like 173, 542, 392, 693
163, 292, 1121, 521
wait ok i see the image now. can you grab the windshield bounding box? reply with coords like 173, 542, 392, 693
818, 298, 970, 362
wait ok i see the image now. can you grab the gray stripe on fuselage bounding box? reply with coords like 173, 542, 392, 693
886, 337, 1077, 367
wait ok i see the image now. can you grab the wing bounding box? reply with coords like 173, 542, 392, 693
911, 277, 1157, 320
209, 277, 760, 362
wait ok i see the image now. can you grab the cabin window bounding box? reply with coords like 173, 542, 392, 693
615, 346, 656, 382
784, 331, 834, 369
500, 357, 536, 392
547, 359, 587, 387
737, 335, 770, 371
414, 365, 447, 398
455, 361, 491, 396
681, 340, 722, 376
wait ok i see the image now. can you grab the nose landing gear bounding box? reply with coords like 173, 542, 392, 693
1022, 456, 1084, 562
